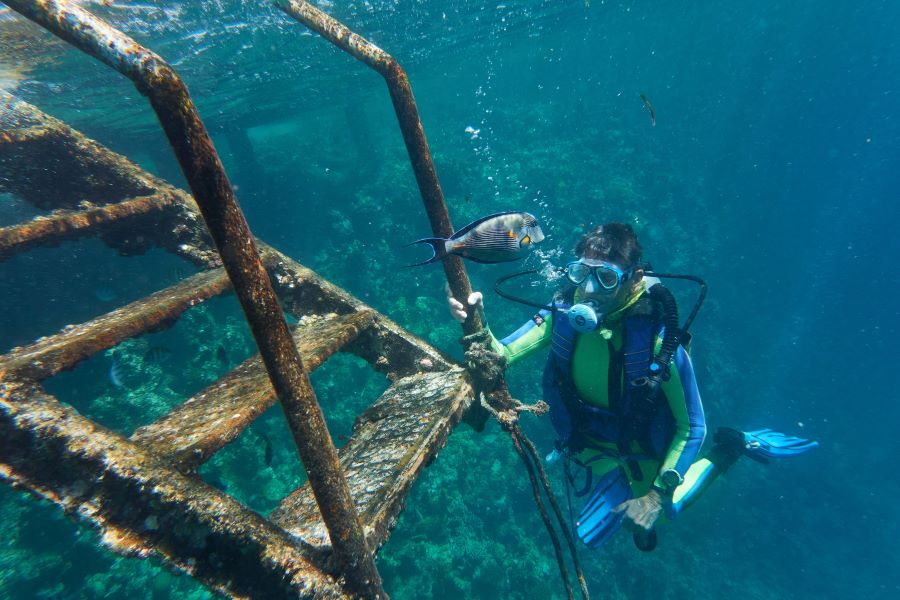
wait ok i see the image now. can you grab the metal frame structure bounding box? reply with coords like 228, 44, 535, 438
0, 85, 474, 597
0, 85, 481, 597
270, 9, 586, 598
0, 0, 489, 596
2, 0, 384, 593
0, 0, 592, 597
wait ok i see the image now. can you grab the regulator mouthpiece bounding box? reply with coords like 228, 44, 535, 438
567, 301, 600, 333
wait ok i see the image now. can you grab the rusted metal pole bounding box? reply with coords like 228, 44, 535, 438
0, 1, 384, 597
276, 0, 483, 336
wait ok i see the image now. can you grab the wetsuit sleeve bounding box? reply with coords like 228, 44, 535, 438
486, 309, 553, 366
654, 345, 707, 491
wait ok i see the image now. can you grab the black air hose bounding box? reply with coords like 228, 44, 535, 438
648, 283, 681, 381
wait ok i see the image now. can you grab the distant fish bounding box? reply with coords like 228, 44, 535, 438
94, 286, 116, 302
109, 361, 125, 388
640, 93, 656, 127
407, 211, 544, 266
144, 345, 173, 364
35, 585, 81, 600
216, 345, 229, 368
207, 473, 228, 491
259, 432, 273, 466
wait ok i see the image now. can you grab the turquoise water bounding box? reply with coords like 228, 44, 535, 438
1, 1, 898, 598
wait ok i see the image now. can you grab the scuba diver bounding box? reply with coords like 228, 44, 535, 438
447, 222, 817, 551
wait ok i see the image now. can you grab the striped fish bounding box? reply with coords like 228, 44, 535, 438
407, 211, 544, 266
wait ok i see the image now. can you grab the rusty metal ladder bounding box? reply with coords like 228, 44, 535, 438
1, 1, 592, 598
0, 86, 476, 597
0, 0, 492, 597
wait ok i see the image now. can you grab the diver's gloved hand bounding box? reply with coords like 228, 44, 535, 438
445, 283, 484, 323
613, 489, 663, 532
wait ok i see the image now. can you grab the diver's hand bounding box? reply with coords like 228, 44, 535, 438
445, 283, 484, 323
613, 489, 663, 532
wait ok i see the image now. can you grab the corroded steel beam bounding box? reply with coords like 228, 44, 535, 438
2, 2, 383, 595
267, 252, 455, 379
271, 368, 473, 551
0, 90, 218, 265
0, 191, 178, 260
0, 90, 163, 209
0, 381, 348, 600
2, 92, 458, 383
131, 310, 377, 473
0, 267, 231, 382
276, 0, 483, 336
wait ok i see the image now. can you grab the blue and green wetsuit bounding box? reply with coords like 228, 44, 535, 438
487, 282, 717, 518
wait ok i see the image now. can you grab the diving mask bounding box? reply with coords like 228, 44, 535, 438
565, 260, 634, 291
564, 260, 638, 332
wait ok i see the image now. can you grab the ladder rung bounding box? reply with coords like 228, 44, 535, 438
0, 268, 231, 381
0, 381, 347, 598
270, 368, 474, 550
0, 90, 170, 211
266, 249, 454, 378
0, 192, 178, 260
130, 310, 376, 471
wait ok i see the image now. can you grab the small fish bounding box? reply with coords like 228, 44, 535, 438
143, 345, 173, 364
259, 432, 273, 466
207, 474, 228, 491
109, 361, 125, 388
407, 211, 544, 266
216, 345, 229, 368
35, 585, 80, 600
640, 93, 656, 127
94, 286, 116, 302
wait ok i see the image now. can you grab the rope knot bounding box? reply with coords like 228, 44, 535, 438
460, 329, 507, 392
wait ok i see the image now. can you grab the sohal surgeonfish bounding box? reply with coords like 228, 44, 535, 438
407, 211, 544, 266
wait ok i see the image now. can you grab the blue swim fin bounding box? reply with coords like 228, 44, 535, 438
575, 468, 631, 548
714, 427, 819, 464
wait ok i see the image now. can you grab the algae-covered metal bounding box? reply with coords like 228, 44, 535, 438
0, 268, 233, 382
2, 1, 384, 596
273, 368, 473, 552
0, 192, 180, 259
0, 85, 474, 599
0, 3, 489, 598
0, 383, 348, 600
131, 311, 378, 473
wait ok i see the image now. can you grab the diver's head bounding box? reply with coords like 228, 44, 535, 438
568, 223, 644, 313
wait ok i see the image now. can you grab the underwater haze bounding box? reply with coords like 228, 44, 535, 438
1, 1, 898, 599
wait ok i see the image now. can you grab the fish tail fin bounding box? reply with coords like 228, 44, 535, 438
404, 237, 449, 267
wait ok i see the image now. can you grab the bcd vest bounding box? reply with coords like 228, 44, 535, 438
543, 290, 676, 480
